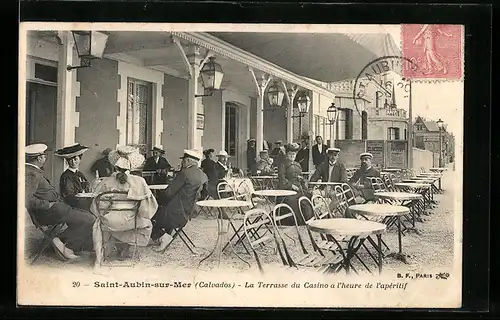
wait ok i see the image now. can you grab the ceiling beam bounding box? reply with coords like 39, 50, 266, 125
104, 37, 173, 55
143, 57, 179, 67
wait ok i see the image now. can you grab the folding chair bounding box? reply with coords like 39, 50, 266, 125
368, 177, 388, 193
311, 194, 335, 219
26, 207, 69, 264
243, 208, 291, 273
94, 191, 141, 266
271, 203, 308, 255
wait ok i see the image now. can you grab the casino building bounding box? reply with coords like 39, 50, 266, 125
22, 28, 400, 185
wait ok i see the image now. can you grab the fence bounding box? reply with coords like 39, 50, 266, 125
334, 139, 408, 169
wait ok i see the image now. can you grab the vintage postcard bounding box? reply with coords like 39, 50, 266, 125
18, 22, 464, 308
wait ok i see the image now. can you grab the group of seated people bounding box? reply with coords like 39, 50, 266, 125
25, 143, 209, 266
25, 138, 380, 266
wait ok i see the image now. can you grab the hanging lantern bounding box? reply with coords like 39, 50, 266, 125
200, 57, 224, 93
296, 92, 311, 114
267, 81, 285, 107
327, 102, 338, 124
67, 31, 109, 70
437, 118, 444, 129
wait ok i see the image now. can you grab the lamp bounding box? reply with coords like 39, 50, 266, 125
327, 102, 338, 124
195, 57, 224, 97
67, 31, 109, 71
436, 118, 444, 167
267, 81, 285, 107
437, 118, 444, 129
296, 92, 311, 114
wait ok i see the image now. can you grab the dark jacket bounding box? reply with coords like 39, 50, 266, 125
310, 161, 348, 183
59, 169, 91, 210
25, 164, 62, 215
143, 156, 172, 184
159, 165, 208, 228
349, 166, 381, 201
295, 147, 309, 172
201, 158, 216, 182
312, 144, 328, 166
90, 157, 114, 178
247, 147, 257, 175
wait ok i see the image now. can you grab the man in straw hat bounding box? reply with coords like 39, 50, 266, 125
349, 152, 381, 202
25, 143, 95, 261
55, 143, 92, 210
90, 147, 114, 179
143, 147, 172, 184
310, 147, 348, 184
151, 149, 208, 252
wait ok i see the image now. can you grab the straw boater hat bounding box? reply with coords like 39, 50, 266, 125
327, 147, 341, 153
108, 145, 145, 171
180, 149, 202, 161
55, 143, 89, 159
25, 143, 48, 157
151, 147, 165, 154
360, 152, 373, 159
259, 149, 269, 154
217, 150, 229, 157
247, 138, 256, 143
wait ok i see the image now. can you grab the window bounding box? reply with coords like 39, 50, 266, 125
126, 78, 153, 155
337, 109, 346, 140
388, 127, 400, 140
34, 63, 58, 83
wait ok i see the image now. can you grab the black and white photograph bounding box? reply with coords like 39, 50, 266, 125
18, 23, 464, 308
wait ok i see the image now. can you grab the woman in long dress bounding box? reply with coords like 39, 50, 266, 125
90, 146, 158, 266
276, 143, 314, 225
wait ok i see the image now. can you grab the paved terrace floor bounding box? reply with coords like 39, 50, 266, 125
22, 165, 458, 276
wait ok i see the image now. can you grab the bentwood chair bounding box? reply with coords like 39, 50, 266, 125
94, 191, 141, 266
26, 207, 68, 264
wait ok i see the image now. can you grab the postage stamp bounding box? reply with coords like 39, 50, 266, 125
402, 24, 464, 80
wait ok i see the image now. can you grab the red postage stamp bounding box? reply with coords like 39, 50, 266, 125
402, 24, 463, 80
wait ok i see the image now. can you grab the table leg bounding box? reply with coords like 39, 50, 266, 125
385, 216, 409, 264
198, 207, 224, 269
403, 200, 422, 235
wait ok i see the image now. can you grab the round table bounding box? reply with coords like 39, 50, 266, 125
196, 199, 253, 268
75, 192, 97, 198
148, 184, 169, 190
348, 204, 410, 264
307, 218, 386, 274
253, 189, 297, 212
374, 192, 423, 201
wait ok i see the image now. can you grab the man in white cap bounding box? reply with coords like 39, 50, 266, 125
310, 147, 348, 184
349, 152, 381, 202
151, 149, 208, 252
25, 143, 96, 260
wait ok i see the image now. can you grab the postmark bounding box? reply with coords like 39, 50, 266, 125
352, 56, 417, 118
402, 24, 464, 80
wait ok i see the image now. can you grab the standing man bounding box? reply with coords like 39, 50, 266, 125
349, 152, 381, 202
151, 149, 208, 252
246, 138, 257, 176
295, 140, 310, 173
24, 144, 95, 260
143, 147, 172, 184
312, 136, 328, 169
270, 140, 286, 169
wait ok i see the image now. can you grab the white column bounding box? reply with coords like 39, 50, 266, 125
249, 68, 272, 154
56, 31, 79, 177
308, 91, 316, 171
186, 44, 202, 151
282, 81, 298, 144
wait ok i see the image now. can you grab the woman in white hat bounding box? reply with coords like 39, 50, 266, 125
90, 145, 158, 265
55, 143, 92, 210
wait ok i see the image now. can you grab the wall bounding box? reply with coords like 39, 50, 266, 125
412, 147, 434, 171
264, 107, 287, 145
335, 140, 366, 168
162, 74, 188, 167
201, 90, 223, 153
368, 119, 407, 140
75, 58, 120, 179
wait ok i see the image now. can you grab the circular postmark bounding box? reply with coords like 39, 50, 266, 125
352, 56, 420, 118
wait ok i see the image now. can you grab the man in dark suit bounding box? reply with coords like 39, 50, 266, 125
270, 140, 286, 169
206, 150, 230, 198
24, 144, 95, 261
143, 147, 172, 184
295, 140, 310, 172
246, 138, 257, 175
90, 148, 114, 178
151, 149, 208, 252
312, 136, 328, 169
310, 147, 348, 183
349, 152, 381, 202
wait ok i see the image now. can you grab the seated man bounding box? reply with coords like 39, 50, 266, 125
349, 152, 380, 203
206, 150, 230, 199
90, 148, 114, 178
143, 147, 172, 185
256, 149, 274, 176
25, 144, 96, 260
151, 149, 208, 252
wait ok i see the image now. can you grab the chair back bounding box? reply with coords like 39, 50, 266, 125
310, 194, 333, 219
272, 203, 308, 255
382, 174, 397, 191
235, 179, 255, 205
367, 177, 387, 193
216, 181, 236, 200
94, 191, 141, 218
243, 208, 288, 273
297, 196, 325, 254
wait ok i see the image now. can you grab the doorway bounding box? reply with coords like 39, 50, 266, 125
26, 81, 57, 182
126, 77, 153, 156
225, 103, 239, 168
